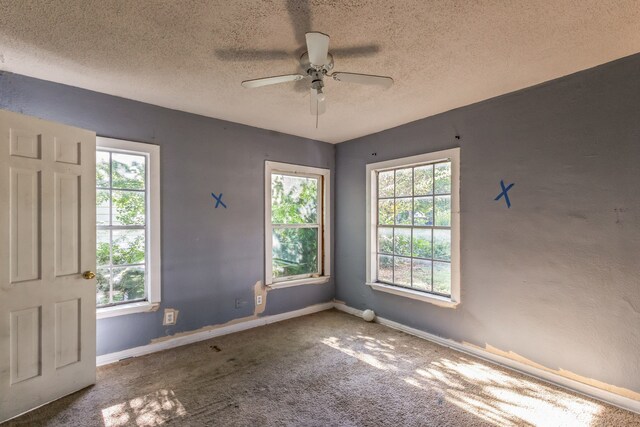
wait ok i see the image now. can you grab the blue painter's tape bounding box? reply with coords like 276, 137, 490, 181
494, 180, 514, 208
211, 192, 227, 209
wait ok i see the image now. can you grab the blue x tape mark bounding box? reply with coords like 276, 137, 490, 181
211, 192, 227, 209
494, 180, 514, 208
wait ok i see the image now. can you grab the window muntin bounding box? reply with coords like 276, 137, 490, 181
270, 172, 322, 281
375, 161, 453, 296
96, 149, 149, 307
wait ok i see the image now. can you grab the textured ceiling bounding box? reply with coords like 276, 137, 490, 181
0, 1, 639, 143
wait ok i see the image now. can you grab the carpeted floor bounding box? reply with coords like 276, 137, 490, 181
4, 309, 640, 426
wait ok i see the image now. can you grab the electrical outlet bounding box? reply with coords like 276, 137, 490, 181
163, 309, 176, 325
256, 295, 263, 305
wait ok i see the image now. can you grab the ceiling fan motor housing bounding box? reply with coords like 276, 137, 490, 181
300, 52, 334, 74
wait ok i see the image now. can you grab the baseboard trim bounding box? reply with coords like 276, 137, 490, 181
333, 303, 640, 415
96, 300, 640, 415
96, 302, 334, 366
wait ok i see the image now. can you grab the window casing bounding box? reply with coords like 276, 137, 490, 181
366, 148, 460, 306
265, 162, 330, 288
96, 137, 161, 318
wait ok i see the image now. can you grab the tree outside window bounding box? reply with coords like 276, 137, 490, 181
96, 150, 148, 306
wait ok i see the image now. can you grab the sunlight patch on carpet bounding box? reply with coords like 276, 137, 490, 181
321, 336, 398, 371
101, 389, 187, 426
438, 359, 603, 426
322, 332, 607, 426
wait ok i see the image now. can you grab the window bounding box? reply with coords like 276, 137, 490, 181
265, 162, 330, 288
96, 137, 161, 318
366, 148, 460, 307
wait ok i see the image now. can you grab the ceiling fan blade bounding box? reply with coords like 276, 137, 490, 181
332, 72, 393, 89
241, 74, 304, 88
310, 88, 326, 115
305, 32, 330, 66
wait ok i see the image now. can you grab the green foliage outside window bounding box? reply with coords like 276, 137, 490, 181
376, 161, 452, 295
271, 174, 320, 278
96, 150, 147, 306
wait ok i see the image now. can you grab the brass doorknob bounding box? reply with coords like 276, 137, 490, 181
83, 271, 96, 280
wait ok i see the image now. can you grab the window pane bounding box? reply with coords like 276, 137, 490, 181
412, 259, 432, 291
434, 195, 451, 227
413, 197, 433, 226
97, 189, 110, 225
378, 227, 393, 254
272, 227, 318, 278
412, 228, 432, 258
112, 229, 145, 265
414, 165, 433, 196
433, 262, 451, 295
378, 255, 393, 282
96, 146, 155, 309
434, 162, 451, 194
97, 230, 110, 266
395, 168, 412, 197
271, 174, 318, 224
378, 199, 394, 225
112, 266, 146, 302
394, 228, 411, 256
96, 267, 110, 305
395, 198, 412, 225
112, 190, 145, 226
378, 171, 394, 198
96, 151, 110, 187
394, 257, 411, 286
433, 229, 451, 261
112, 153, 145, 190
372, 157, 455, 298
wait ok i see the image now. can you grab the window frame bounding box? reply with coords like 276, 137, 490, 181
96, 137, 161, 319
365, 148, 460, 307
265, 161, 330, 289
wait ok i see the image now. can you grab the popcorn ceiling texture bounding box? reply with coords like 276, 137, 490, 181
6, 311, 640, 426
0, 0, 639, 143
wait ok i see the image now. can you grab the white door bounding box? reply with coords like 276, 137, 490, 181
0, 110, 96, 422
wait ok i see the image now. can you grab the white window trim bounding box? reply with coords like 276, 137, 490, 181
96, 137, 161, 319
365, 148, 460, 307
265, 161, 331, 289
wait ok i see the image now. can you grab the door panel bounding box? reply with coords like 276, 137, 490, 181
10, 129, 41, 159
10, 168, 41, 283
55, 172, 80, 277
54, 138, 81, 165
54, 299, 80, 369
0, 110, 96, 422
10, 307, 41, 384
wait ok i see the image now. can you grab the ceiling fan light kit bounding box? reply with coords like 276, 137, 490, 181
241, 32, 393, 122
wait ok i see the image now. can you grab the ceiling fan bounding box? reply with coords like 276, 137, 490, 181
241, 32, 393, 119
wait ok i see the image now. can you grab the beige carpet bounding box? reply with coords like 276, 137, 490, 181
4, 310, 639, 426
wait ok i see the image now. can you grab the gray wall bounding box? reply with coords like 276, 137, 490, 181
335, 53, 640, 394
2, 52, 639, 395
0, 72, 335, 356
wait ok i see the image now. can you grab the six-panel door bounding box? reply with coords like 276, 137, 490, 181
0, 110, 96, 423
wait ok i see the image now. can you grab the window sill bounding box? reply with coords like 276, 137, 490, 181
97, 301, 160, 319
366, 282, 459, 308
268, 276, 331, 290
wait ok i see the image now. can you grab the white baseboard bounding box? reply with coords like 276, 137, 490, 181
96, 300, 639, 415
96, 302, 334, 366
333, 303, 640, 415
